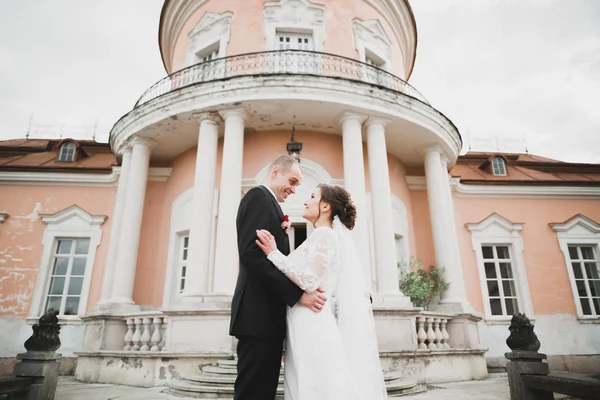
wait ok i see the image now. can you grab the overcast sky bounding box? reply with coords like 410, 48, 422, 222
0, 0, 598, 162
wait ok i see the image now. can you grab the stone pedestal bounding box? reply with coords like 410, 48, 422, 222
505, 351, 553, 400
446, 313, 482, 349
13, 351, 61, 400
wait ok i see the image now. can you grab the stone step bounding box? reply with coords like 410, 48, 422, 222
386, 377, 418, 392
201, 365, 282, 376
215, 359, 238, 368
185, 373, 283, 386
169, 379, 283, 398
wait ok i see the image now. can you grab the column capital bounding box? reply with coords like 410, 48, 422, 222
220, 107, 248, 122
192, 111, 222, 125
129, 136, 158, 150
420, 144, 444, 157
339, 111, 367, 126
365, 117, 391, 130
119, 146, 132, 156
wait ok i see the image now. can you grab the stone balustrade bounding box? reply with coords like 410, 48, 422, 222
416, 312, 452, 350
123, 313, 167, 352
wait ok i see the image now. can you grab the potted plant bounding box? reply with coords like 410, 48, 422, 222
397, 258, 449, 310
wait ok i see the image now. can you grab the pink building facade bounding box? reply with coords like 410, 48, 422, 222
1, 0, 598, 392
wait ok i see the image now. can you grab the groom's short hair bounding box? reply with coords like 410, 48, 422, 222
270, 155, 298, 174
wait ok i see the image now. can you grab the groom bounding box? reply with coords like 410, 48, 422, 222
230, 155, 327, 400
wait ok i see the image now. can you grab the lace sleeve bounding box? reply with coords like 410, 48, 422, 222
267, 227, 338, 293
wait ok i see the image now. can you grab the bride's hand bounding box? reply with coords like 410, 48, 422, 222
256, 229, 277, 255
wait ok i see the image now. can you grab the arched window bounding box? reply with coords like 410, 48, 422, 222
58, 142, 76, 162
492, 157, 506, 176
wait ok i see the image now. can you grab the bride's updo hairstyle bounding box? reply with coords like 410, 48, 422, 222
317, 184, 357, 230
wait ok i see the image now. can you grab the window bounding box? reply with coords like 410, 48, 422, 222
178, 235, 189, 293
28, 205, 105, 322
45, 238, 90, 316
288, 223, 308, 251
201, 47, 219, 63
492, 157, 506, 176
568, 245, 600, 316
467, 213, 534, 321
59, 142, 76, 162
482, 245, 519, 316
277, 32, 313, 51
551, 214, 600, 320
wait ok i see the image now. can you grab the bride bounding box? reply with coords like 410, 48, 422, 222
256, 183, 387, 400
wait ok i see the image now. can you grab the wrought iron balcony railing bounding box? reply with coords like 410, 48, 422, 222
135, 50, 428, 107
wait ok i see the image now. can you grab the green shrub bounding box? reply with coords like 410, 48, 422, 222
398, 258, 449, 310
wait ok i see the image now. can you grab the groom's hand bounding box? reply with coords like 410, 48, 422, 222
299, 287, 327, 313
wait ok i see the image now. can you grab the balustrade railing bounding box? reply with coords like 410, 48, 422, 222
123, 313, 167, 352
135, 50, 429, 107
416, 313, 451, 350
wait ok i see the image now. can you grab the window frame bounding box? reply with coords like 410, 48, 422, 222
492, 157, 507, 176
58, 142, 76, 162
44, 238, 91, 316
467, 213, 534, 322
28, 205, 105, 324
551, 215, 600, 322
185, 11, 232, 67
480, 244, 520, 317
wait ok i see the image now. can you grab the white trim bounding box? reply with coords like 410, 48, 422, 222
391, 194, 410, 264
466, 213, 534, 322
551, 215, 600, 321
353, 18, 393, 72
186, 11, 232, 66
29, 205, 106, 320
162, 188, 219, 307
263, 0, 326, 52
0, 167, 172, 186
406, 175, 600, 199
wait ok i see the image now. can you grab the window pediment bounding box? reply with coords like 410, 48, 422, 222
263, 0, 326, 51
466, 213, 524, 238
550, 214, 600, 235
41, 205, 106, 228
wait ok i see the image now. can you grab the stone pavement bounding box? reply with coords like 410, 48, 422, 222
55, 374, 515, 400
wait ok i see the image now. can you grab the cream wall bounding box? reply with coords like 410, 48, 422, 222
170, 0, 406, 77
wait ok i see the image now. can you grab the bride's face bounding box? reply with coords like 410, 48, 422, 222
302, 187, 323, 223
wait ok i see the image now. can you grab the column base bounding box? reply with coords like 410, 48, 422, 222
87, 302, 141, 316
169, 293, 232, 311
372, 293, 414, 308
432, 298, 475, 314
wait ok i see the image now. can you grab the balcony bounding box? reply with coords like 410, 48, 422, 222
135, 50, 428, 108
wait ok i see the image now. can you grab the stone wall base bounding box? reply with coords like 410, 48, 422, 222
0, 356, 77, 375
75, 352, 231, 388
487, 354, 600, 374
74, 349, 488, 388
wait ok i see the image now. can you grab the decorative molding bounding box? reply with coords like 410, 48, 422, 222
40, 205, 107, 227
0, 167, 173, 186
551, 214, 600, 320
353, 18, 392, 70
550, 214, 600, 234
263, 0, 327, 51
466, 213, 534, 322
406, 175, 600, 199
29, 205, 106, 319
186, 11, 233, 66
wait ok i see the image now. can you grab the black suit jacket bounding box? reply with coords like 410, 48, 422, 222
229, 186, 304, 338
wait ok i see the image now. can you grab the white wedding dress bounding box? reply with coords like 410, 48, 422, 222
267, 220, 388, 400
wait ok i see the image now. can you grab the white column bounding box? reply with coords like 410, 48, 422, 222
340, 112, 372, 289
182, 115, 220, 298
366, 118, 410, 305
98, 147, 132, 304
423, 146, 469, 312
212, 108, 247, 295
110, 137, 155, 306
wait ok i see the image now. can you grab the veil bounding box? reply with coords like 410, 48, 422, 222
333, 216, 388, 400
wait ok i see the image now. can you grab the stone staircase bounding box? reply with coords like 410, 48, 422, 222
167, 359, 425, 399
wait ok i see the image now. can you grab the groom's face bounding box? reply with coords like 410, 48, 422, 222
272, 164, 303, 202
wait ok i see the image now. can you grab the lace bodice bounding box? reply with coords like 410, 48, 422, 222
267, 226, 340, 294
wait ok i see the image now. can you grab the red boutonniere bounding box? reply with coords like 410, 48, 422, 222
281, 215, 290, 230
